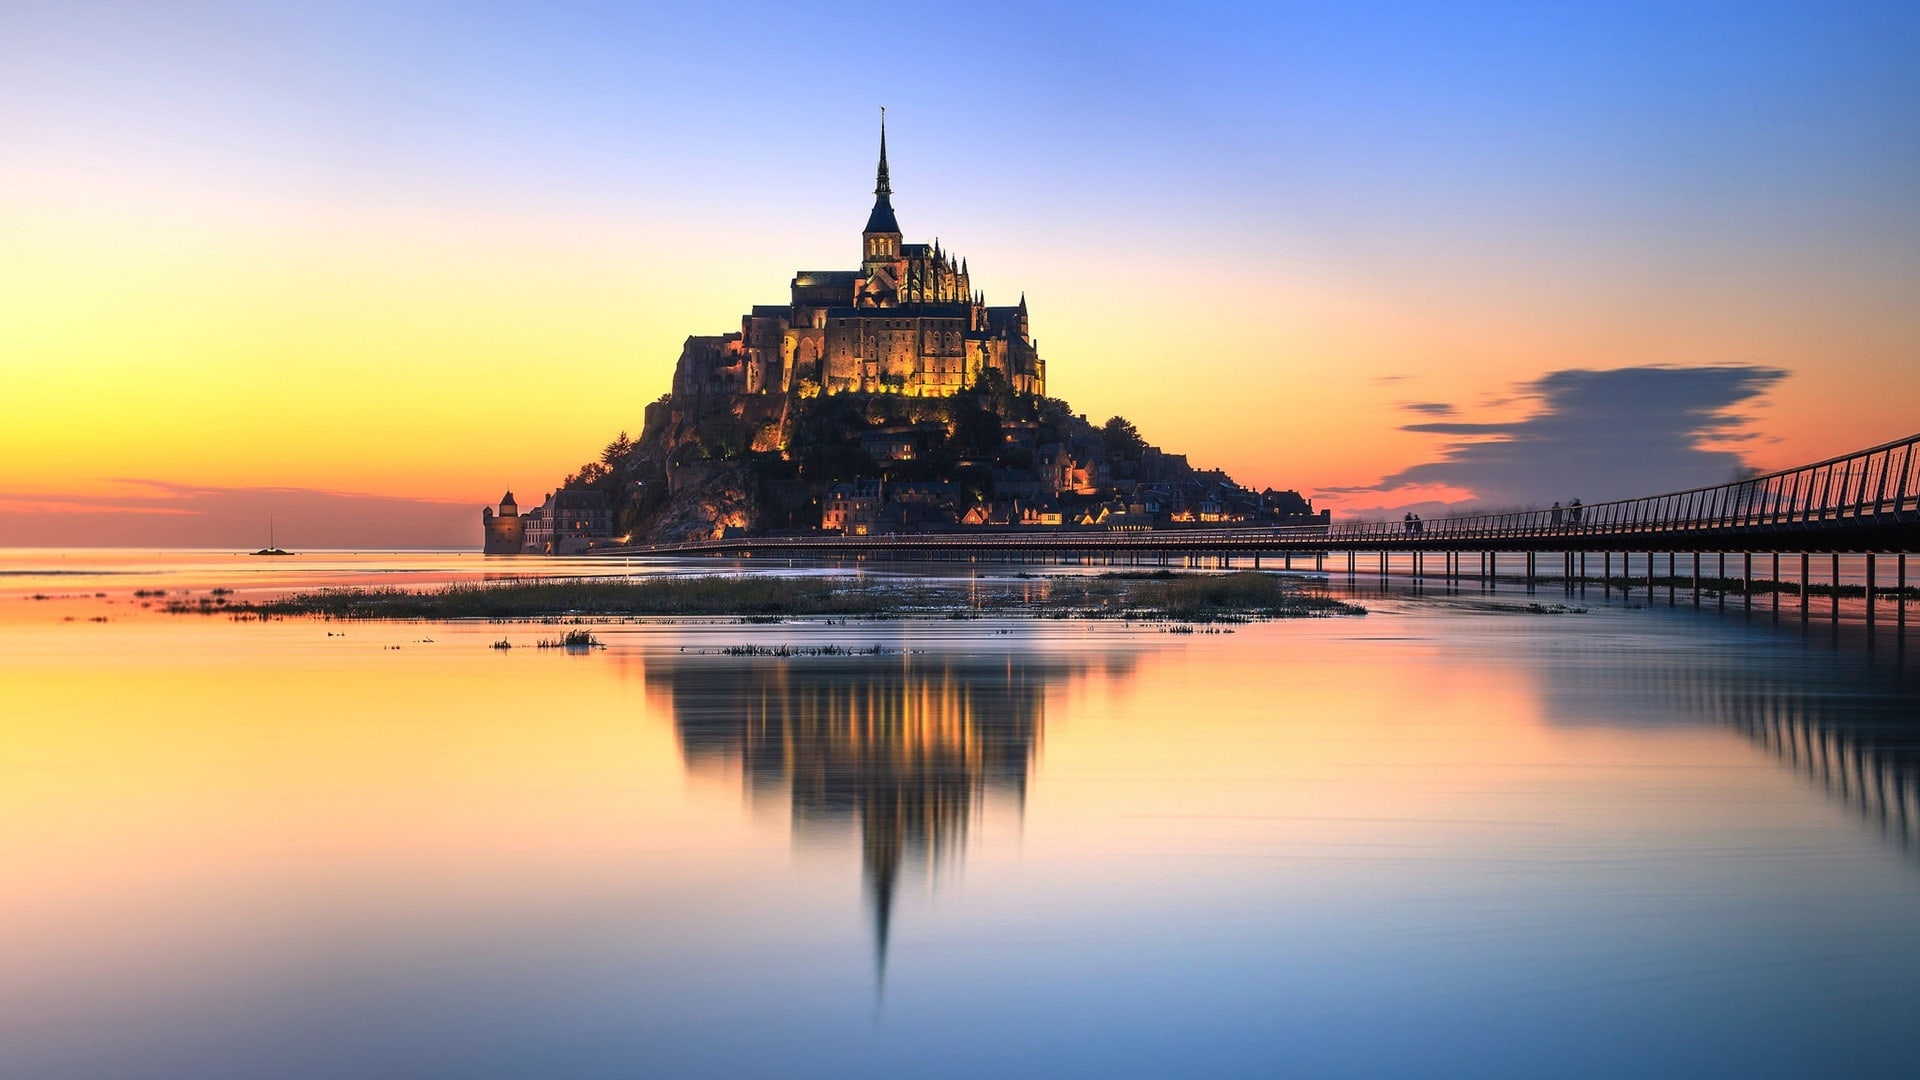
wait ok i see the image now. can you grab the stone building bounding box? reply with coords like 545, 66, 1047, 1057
822, 480, 890, 535
672, 119, 1045, 405
483, 489, 614, 555
481, 492, 524, 554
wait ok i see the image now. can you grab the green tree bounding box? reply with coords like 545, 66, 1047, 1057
565, 461, 612, 489
602, 430, 634, 466
1101, 415, 1148, 461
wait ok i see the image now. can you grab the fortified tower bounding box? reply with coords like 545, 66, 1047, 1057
481, 491, 524, 554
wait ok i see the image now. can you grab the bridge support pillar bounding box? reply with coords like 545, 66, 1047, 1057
1772, 553, 1781, 620
1801, 553, 1810, 620
1316, 552, 1323, 572
1744, 552, 1753, 613
1603, 551, 1610, 595
1900, 553, 1907, 633
1832, 553, 1841, 621
1579, 551, 1586, 592
1693, 551, 1701, 607
1380, 551, 1387, 578
1718, 552, 1727, 611
1866, 553, 1876, 628
1645, 553, 1654, 604
1526, 551, 1536, 590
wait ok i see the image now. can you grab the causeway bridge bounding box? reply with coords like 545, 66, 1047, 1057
604, 431, 1920, 600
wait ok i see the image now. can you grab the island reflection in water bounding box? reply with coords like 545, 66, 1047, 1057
653, 649, 1113, 975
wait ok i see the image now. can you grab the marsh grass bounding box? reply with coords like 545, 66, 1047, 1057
234, 577, 891, 621
1042, 571, 1365, 621
213, 571, 1366, 624
716, 644, 894, 657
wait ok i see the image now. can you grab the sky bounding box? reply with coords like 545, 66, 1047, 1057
2, 1, 1917, 546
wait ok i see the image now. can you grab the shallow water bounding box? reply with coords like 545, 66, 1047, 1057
3, 551, 1918, 1077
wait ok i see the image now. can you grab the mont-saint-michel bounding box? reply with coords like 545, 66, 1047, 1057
484, 123, 1323, 555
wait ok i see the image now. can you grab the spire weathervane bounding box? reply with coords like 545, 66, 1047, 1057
876, 106, 891, 198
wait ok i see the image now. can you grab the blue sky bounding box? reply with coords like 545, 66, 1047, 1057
4, 1, 1917, 542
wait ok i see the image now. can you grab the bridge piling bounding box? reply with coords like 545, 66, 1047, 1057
1832, 553, 1842, 620
1802, 553, 1811, 621
1867, 554, 1877, 629
1693, 552, 1701, 607
1603, 552, 1611, 596
1526, 551, 1536, 590
1745, 552, 1753, 613
1773, 553, 1781, 621
1646, 553, 1655, 605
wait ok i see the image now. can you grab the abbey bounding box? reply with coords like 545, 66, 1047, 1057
484, 120, 1326, 549
674, 120, 1045, 403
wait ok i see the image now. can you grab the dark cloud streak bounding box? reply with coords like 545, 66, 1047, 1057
1341, 365, 1788, 507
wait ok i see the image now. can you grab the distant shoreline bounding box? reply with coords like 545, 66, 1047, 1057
189, 572, 1366, 624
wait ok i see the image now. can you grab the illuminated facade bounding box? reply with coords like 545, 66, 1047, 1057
673, 119, 1045, 402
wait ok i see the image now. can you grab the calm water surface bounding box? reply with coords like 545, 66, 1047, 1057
3, 551, 1918, 1077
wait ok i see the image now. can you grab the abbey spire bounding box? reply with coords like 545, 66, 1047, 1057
863, 110, 901, 239
875, 109, 891, 199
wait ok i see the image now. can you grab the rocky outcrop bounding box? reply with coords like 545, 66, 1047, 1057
642, 459, 760, 543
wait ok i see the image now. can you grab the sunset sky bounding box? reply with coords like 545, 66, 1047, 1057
4, 1, 1917, 546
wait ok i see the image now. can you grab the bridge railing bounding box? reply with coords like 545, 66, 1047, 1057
1323, 431, 1920, 544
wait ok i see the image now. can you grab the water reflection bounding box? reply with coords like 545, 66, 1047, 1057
1694, 663, 1920, 864
1538, 631, 1920, 863
653, 650, 1119, 974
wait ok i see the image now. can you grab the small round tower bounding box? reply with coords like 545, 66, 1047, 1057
483, 490, 525, 554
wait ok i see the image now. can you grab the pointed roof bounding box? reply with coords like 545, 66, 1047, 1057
863, 110, 901, 236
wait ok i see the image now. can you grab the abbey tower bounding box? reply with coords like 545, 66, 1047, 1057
672, 118, 1045, 406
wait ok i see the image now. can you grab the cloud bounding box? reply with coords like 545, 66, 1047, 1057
0, 480, 482, 548
1400, 401, 1457, 417
1339, 365, 1788, 507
